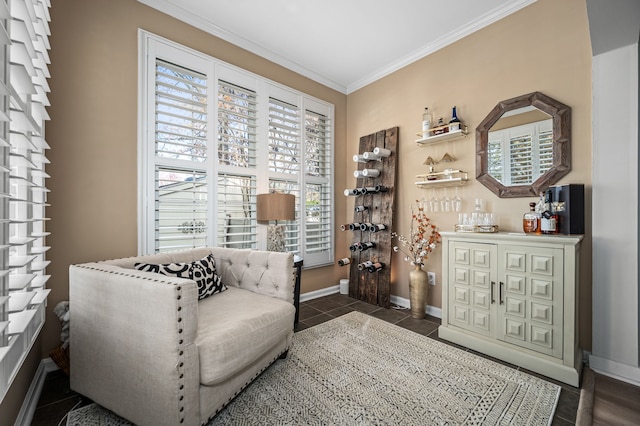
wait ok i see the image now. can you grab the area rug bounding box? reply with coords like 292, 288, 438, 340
67, 311, 560, 425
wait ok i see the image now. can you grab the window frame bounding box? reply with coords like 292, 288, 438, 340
138, 31, 334, 268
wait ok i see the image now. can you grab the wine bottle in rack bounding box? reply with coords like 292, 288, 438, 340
353, 170, 365, 178
360, 186, 376, 194
348, 222, 362, 231
349, 243, 360, 252
369, 223, 387, 232
374, 184, 389, 193
358, 241, 376, 251
357, 260, 373, 271
359, 222, 374, 231
373, 147, 391, 157
344, 188, 362, 196
338, 257, 352, 266
353, 154, 367, 163
367, 262, 384, 273
339, 224, 350, 231
362, 151, 380, 161
362, 168, 380, 178
354, 205, 369, 213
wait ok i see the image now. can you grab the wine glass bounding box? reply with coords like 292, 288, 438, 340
429, 189, 439, 213
452, 187, 462, 212
440, 189, 450, 212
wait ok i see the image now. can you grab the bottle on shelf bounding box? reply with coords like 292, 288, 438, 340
358, 241, 376, 251
353, 154, 367, 163
522, 202, 540, 233
354, 205, 369, 213
434, 117, 448, 135
367, 262, 384, 273
448, 106, 461, 132
359, 222, 374, 231
362, 168, 380, 178
540, 191, 558, 235
373, 146, 391, 157
422, 107, 432, 137
337, 257, 352, 266
357, 260, 374, 271
369, 223, 387, 233
535, 193, 545, 235
348, 222, 362, 231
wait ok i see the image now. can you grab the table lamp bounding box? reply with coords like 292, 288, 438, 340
257, 191, 295, 252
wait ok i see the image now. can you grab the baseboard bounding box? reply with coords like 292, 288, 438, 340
301, 284, 442, 319
14, 358, 59, 426
589, 354, 640, 387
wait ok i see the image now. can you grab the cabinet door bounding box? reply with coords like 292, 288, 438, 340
498, 245, 564, 358
448, 241, 497, 337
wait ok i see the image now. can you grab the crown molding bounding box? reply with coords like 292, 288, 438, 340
139, 0, 537, 95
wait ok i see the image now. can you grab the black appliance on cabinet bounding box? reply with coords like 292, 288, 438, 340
546, 184, 585, 235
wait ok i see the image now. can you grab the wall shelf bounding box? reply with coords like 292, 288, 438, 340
415, 126, 468, 146
415, 170, 468, 188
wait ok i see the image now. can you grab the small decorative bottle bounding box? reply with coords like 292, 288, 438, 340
522, 202, 540, 233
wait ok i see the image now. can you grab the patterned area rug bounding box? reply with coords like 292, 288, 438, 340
67, 311, 560, 425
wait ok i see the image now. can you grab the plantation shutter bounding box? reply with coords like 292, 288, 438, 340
216, 173, 256, 249
153, 59, 209, 252
303, 109, 332, 261
268, 98, 300, 174
1, 0, 51, 402
217, 80, 257, 168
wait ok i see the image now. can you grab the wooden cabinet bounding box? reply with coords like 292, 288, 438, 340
439, 232, 583, 386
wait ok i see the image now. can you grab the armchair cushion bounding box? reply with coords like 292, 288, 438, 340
195, 286, 295, 386
134, 253, 226, 300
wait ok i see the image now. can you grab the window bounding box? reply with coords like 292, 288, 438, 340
139, 32, 334, 267
1, 0, 51, 402
488, 119, 553, 186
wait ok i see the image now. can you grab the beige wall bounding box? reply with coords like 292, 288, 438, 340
347, 0, 593, 348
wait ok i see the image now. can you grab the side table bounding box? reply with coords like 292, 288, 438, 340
293, 255, 303, 324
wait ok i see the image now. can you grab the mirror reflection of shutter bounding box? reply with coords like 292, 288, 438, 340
304, 110, 331, 258
154, 60, 208, 252
537, 121, 553, 175
268, 97, 300, 254
2, 0, 52, 400
488, 132, 504, 183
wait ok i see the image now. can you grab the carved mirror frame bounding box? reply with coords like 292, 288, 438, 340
476, 92, 571, 198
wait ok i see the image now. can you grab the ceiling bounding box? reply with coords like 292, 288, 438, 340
138, 0, 537, 94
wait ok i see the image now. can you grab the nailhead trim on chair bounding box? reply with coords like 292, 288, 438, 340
74, 265, 191, 425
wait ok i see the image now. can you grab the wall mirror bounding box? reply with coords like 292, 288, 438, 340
476, 92, 571, 197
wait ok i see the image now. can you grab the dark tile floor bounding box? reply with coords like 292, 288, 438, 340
33, 292, 584, 425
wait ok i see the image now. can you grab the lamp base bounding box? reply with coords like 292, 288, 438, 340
267, 224, 286, 252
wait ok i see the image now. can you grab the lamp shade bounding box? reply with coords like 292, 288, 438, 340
257, 192, 295, 221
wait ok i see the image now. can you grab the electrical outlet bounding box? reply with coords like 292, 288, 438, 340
427, 272, 436, 286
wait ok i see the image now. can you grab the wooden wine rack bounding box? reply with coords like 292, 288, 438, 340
346, 127, 398, 308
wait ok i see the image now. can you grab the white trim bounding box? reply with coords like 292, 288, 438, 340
14, 358, 59, 426
300, 284, 443, 320
137, 0, 536, 95
589, 354, 640, 388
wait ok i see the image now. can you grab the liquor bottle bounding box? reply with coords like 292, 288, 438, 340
540, 191, 558, 234
535, 193, 545, 235
373, 146, 391, 157
354, 205, 368, 213
344, 188, 361, 196
362, 151, 380, 161
367, 262, 384, 273
448, 106, 461, 132
360, 222, 374, 231
358, 241, 376, 251
362, 168, 380, 178
522, 202, 540, 233
422, 107, 432, 136
369, 223, 387, 232
348, 222, 362, 231
353, 154, 367, 163
434, 117, 448, 135
337, 257, 351, 266
357, 260, 373, 271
